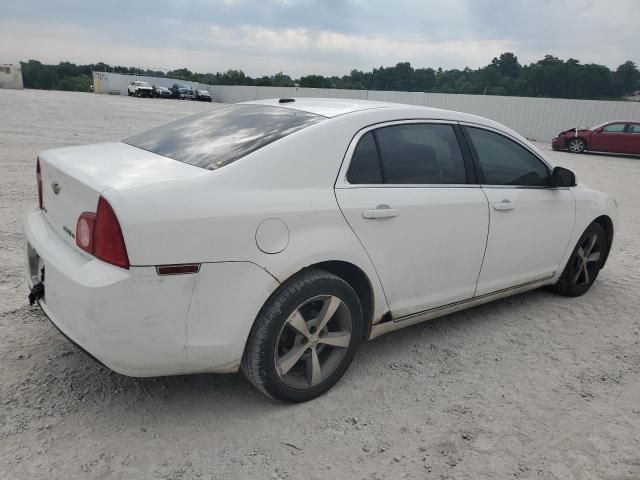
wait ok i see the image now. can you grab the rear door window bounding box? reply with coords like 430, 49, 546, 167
375, 124, 467, 184
346, 132, 383, 184
123, 105, 325, 170
346, 123, 468, 185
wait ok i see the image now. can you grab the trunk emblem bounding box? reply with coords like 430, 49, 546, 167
51, 182, 61, 195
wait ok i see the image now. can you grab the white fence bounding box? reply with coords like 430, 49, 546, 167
93, 72, 640, 141
92, 71, 213, 97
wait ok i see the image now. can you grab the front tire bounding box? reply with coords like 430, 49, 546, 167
242, 268, 363, 402
553, 222, 607, 297
568, 137, 586, 153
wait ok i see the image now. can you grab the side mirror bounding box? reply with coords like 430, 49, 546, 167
552, 166, 576, 187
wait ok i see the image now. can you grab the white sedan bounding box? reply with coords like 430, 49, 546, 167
24, 98, 617, 402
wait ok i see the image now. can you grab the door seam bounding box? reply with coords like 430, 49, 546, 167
473, 186, 491, 298
332, 188, 392, 314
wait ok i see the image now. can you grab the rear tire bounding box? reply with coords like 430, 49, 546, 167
242, 268, 363, 402
553, 222, 607, 297
568, 137, 586, 153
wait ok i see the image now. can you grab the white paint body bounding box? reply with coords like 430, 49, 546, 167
24, 99, 617, 377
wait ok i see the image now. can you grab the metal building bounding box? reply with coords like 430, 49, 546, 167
0, 64, 24, 89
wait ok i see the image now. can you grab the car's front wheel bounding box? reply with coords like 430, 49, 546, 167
242, 268, 363, 402
553, 222, 607, 297
568, 137, 586, 153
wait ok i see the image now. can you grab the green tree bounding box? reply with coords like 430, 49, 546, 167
615, 61, 640, 93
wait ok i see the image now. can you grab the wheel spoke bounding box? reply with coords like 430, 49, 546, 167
577, 247, 585, 259
287, 310, 311, 338
584, 235, 597, 257
582, 264, 590, 285
307, 348, 322, 386
315, 296, 341, 332
318, 331, 351, 348
277, 344, 307, 376
586, 251, 601, 263
573, 264, 584, 284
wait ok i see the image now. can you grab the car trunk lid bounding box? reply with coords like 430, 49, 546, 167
38, 142, 207, 252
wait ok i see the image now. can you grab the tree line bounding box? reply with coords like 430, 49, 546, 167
20, 53, 640, 100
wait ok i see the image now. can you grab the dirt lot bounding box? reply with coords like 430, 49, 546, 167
1, 89, 639, 480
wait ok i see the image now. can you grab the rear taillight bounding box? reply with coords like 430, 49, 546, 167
76, 212, 96, 253
75, 196, 130, 269
36, 158, 43, 209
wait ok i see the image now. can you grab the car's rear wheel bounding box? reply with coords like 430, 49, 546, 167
242, 268, 363, 402
568, 137, 586, 153
553, 222, 607, 297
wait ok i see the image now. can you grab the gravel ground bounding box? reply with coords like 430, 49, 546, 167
1, 89, 639, 480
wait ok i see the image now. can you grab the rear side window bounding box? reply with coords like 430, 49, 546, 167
123, 104, 325, 170
376, 124, 467, 184
466, 127, 550, 187
628, 124, 640, 133
346, 123, 467, 185
347, 132, 383, 184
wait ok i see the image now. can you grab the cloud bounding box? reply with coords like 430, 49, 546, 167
0, 0, 637, 76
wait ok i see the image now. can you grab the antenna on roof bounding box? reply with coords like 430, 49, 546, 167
279, 98, 295, 103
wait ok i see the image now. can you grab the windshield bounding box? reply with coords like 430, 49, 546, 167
123, 104, 325, 170
136, 82, 150, 87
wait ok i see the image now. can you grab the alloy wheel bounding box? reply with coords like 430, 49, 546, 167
570, 233, 602, 286
569, 138, 584, 153
274, 295, 352, 390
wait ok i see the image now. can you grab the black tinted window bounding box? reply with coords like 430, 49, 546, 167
123, 105, 325, 170
466, 127, 550, 186
347, 132, 383, 184
375, 124, 467, 184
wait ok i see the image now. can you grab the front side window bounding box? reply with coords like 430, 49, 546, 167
603, 123, 626, 133
466, 127, 550, 187
124, 104, 325, 170
627, 124, 640, 133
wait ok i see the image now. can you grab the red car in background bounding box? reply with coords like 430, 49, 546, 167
552, 121, 640, 155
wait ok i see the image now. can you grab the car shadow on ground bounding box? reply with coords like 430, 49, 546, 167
5, 284, 569, 421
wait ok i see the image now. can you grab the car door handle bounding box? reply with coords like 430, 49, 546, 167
362, 205, 399, 219
493, 200, 514, 211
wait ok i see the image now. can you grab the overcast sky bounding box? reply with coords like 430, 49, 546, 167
1, 0, 637, 77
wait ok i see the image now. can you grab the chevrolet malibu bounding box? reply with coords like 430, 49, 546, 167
25, 98, 617, 402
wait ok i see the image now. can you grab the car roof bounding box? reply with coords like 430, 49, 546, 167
244, 98, 409, 118
243, 98, 494, 124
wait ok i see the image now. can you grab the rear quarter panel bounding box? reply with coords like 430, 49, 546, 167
108, 114, 394, 324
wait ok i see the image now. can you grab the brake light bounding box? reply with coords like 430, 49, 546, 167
75, 196, 130, 269
36, 158, 43, 209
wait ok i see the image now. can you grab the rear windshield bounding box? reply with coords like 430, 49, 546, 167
123, 104, 325, 170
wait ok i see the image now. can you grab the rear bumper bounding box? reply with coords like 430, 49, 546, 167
24, 210, 279, 377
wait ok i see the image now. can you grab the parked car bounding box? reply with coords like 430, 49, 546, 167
552, 121, 640, 155
170, 83, 195, 100
195, 89, 212, 102
152, 85, 172, 98
127, 81, 153, 97
25, 99, 617, 402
